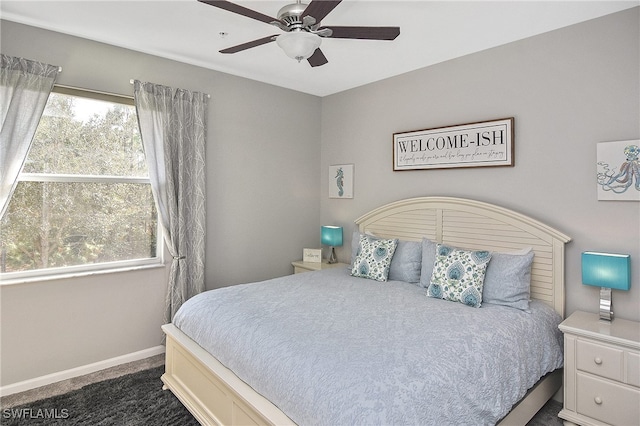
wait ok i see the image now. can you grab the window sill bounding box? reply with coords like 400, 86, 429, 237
0, 262, 167, 286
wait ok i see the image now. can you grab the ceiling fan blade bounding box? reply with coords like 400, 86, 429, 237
307, 48, 328, 67
301, 0, 342, 23
321, 26, 400, 40
198, 0, 278, 24
220, 35, 278, 54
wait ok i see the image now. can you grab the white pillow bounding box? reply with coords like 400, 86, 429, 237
350, 234, 398, 282
427, 244, 492, 308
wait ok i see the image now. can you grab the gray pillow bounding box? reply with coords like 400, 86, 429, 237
482, 250, 535, 312
388, 240, 422, 283
351, 230, 422, 283
350, 229, 361, 265
418, 238, 437, 288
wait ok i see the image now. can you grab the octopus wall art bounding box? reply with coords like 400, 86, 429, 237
597, 140, 640, 201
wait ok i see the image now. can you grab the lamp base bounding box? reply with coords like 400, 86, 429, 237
599, 287, 614, 321
327, 247, 337, 264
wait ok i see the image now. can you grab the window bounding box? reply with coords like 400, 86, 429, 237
0, 86, 161, 280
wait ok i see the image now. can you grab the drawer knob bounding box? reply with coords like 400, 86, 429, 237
594, 396, 603, 405
594, 357, 603, 365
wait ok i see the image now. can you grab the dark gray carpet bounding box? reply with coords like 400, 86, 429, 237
527, 399, 563, 426
2, 365, 562, 425
1, 366, 198, 425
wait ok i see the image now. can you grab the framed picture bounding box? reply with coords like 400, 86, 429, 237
393, 117, 514, 171
329, 164, 354, 199
597, 140, 640, 201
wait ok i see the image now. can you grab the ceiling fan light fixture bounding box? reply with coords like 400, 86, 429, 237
276, 31, 322, 62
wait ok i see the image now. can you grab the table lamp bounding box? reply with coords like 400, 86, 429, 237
582, 251, 631, 321
321, 226, 343, 264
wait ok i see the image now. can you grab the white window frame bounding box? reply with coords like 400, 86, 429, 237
1, 86, 164, 284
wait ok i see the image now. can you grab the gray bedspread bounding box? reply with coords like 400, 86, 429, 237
173, 267, 564, 426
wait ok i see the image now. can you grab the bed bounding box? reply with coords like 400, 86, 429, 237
161, 196, 571, 425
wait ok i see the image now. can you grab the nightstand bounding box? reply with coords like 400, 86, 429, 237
291, 260, 348, 274
558, 311, 640, 426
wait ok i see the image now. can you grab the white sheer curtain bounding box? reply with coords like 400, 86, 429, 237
133, 80, 207, 322
0, 54, 60, 219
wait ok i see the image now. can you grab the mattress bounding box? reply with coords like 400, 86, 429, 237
173, 267, 564, 426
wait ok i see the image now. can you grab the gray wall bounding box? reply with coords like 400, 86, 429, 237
1, 6, 638, 388
320, 7, 639, 322
0, 21, 321, 386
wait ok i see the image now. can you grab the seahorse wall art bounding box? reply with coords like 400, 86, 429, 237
597, 140, 640, 201
329, 164, 353, 198
335, 167, 344, 197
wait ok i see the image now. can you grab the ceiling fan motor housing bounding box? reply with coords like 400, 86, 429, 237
277, 2, 309, 30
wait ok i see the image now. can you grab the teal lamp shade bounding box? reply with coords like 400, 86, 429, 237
321, 226, 343, 264
582, 252, 631, 321
321, 226, 343, 247
582, 252, 631, 290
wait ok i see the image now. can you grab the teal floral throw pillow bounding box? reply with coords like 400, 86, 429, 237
427, 244, 492, 307
351, 234, 398, 282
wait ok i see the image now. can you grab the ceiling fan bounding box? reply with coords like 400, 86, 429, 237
198, 0, 400, 67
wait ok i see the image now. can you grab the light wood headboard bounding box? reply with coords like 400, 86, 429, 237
355, 197, 571, 317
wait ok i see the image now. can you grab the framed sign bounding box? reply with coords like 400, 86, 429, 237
393, 118, 514, 171
303, 248, 322, 263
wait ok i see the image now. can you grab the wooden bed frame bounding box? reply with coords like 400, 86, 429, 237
161, 196, 571, 426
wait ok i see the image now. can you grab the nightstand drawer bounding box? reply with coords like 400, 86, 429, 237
576, 373, 640, 425
294, 266, 310, 274
576, 339, 623, 381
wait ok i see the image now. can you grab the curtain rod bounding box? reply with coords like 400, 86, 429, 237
129, 79, 210, 98
54, 84, 134, 104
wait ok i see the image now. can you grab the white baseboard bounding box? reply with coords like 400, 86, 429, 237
0, 345, 165, 397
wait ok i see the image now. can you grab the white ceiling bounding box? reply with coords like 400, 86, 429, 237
1, 1, 637, 96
